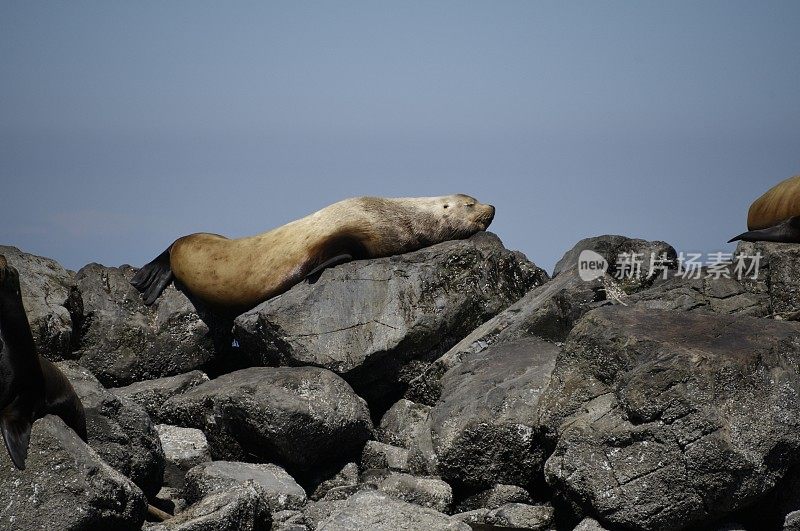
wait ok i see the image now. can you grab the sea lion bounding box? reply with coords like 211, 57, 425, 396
131, 194, 495, 312
729, 175, 800, 243
0, 255, 87, 469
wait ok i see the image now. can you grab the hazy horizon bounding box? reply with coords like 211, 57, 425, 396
2, 2, 799, 274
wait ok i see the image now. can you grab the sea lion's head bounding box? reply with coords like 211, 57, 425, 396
409, 193, 495, 242
438, 193, 495, 230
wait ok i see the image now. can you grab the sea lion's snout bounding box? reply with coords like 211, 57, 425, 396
476, 204, 495, 230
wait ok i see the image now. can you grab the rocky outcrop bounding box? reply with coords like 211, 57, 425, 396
736, 241, 800, 316
59, 361, 165, 498
157, 424, 212, 489
112, 371, 210, 424
0, 416, 147, 530
234, 233, 547, 408
73, 263, 216, 387
541, 306, 800, 530
161, 366, 373, 484
0, 245, 82, 360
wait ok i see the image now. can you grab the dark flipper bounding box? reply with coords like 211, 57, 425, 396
728, 216, 800, 244
1, 408, 32, 470
305, 254, 354, 284
131, 247, 174, 305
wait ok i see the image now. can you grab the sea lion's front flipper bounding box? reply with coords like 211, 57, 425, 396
306, 254, 354, 284
1, 408, 33, 470
728, 216, 800, 243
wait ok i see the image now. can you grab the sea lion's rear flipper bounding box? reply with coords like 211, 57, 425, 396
1, 410, 32, 470
306, 254, 354, 284
131, 247, 174, 305
728, 216, 800, 244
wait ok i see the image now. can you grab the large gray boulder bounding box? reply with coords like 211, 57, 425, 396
541, 306, 800, 531
234, 232, 547, 407
157, 424, 212, 489
59, 361, 165, 498
735, 241, 800, 316
73, 263, 216, 387
147, 482, 270, 531
378, 399, 431, 449
0, 245, 82, 361
184, 461, 307, 513
162, 366, 373, 483
316, 490, 469, 531
408, 338, 560, 492
0, 416, 147, 530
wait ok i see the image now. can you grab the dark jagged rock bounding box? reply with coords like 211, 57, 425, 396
73, 263, 216, 387
374, 472, 453, 513
112, 370, 210, 424
234, 232, 547, 409
483, 502, 554, 530
0, 245, 82, 360
361, 441, 409, 472
541, 306, 800, 531
184, 461, 307, 513
552, 234, 677, 281
736, 241, 800, 316
59, 361, 165, 498
161, 366, 373, 484
311, 463, 359, 501
0, 416, 147, 530
408, 338, 559, 492
316, 490, 470, 531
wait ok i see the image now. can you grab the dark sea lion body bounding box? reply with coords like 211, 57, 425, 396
132, 194, 495, 313
729, 175, 800, 244
0, 255, 87, 469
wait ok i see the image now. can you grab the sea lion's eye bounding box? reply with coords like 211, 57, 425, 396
443, 204, 449, 209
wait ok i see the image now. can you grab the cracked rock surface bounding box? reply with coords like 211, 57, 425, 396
541, 305, 800, 531
233, 232, 547, 408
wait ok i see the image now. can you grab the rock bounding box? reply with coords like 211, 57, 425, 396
378, 399, 431, 449
406, 268, 601, 405
0, 416, 146, 530
541, 306, 800, 531
361, 441, 409, 472
155, 486, 189, 516
148, 482, 270, 531
73, 262, 216, 387
786, 511, 800, 531
455, 483, 533, 512
302, 498, 350, 530
271, 510, 308, 531
0, 245, 82, 360
451, 508, 489, 526
316, 490, 470, 531
573, 517, 611, 531
162, 366, 373, 484
112, 370, 210, 424
484, 503, 554, 530
311, 463, 359, 501
157, 424, 212, 489
59, 361, 165, 498
552, 234, 677, 282
408, 338, 559, 491
185, 461, 307, 513
627, 269, 768, 316
234, 232, 547, 409
736, 241, 800, 316
375, 472, 452, 513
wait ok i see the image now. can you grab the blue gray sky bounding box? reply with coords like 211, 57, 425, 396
2, 1, 799, 274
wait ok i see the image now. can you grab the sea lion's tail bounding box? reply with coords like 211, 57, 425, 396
131, 248, 174, 305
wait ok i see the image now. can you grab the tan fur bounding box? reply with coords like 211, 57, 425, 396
747, 175, 800, 230
169, 194, 494, 311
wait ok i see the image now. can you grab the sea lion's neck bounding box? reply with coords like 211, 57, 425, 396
0, 291, 38, 367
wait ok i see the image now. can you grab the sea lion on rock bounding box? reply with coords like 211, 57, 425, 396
132, 194, 495, 313
729, 175, 800, 243
0, 255, 87, 469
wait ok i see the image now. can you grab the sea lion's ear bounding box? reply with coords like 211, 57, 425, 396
306, 254, 353, 284
1, 412, 32, 470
